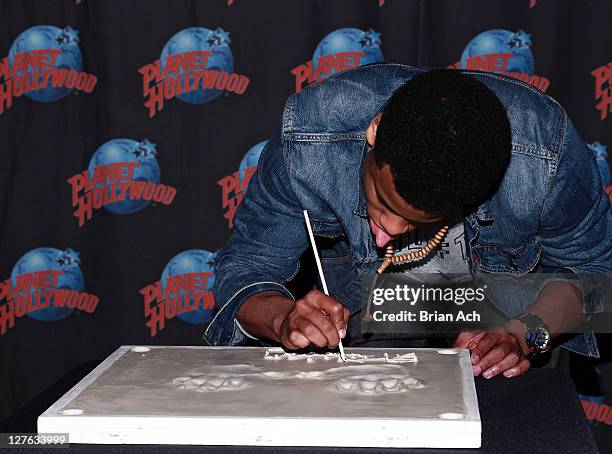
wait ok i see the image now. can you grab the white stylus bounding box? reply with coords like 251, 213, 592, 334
303, 210, 347, 362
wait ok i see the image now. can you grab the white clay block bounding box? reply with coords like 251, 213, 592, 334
38, 346, 480, 448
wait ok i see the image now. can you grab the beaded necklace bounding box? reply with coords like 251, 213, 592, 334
376, 224, 450, 273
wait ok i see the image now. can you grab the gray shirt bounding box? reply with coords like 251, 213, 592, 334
394, 220, 472, 284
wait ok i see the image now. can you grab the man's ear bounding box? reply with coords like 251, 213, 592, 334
366, 112, 383, 146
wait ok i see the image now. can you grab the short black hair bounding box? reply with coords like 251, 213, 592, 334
374, 69, 512, 215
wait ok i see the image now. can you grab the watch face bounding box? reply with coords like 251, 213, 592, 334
534, 327, 551, 352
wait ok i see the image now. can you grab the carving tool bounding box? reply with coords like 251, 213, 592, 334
303, 210, 347, 362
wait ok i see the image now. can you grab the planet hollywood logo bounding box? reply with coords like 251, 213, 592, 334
67, 139, 177, 226
139, 27, 250, 118
291, 28, 384, 93
218, 140, 267, 228
0, 25, 97, 114
140, 250, 217, 337
449, 29, 549, 93
592, 62, 611, 120
0, 248, 99, 335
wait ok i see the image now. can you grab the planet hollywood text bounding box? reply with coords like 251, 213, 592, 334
592, 62, 612, 120
449, 51, 549, 92
140, 272, 215, 337
67, 161, 176, 226
0, 49, 96, 113
0, 269, 99, 335
139, 49, 249, 117
291, 51, 366, 93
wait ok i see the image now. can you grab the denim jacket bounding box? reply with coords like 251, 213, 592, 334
205, 63, 611, 357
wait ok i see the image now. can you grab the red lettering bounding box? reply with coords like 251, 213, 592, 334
596, 404, 609, 422
52, 289, 70, 308
0, 278, 11, 301
38, 270, 61, 289
165, 295, 177, 319
145, 302, 165, 337
0, 80, 13, 114
592, 63, 612, 98
85, 295, 99, 313
200, 70, 219, 90
162, 186, 176, 204
584, 401, 598, 420
0, 301, 15, 335
201, 291, 215, 310
50, 68, 68, 87
595, 87, 612, 120
73, 192, 93, 226
139, 60, 161, 96
67, 173, 87, 205
218, 173, 240, 208
76, 293, 89, 310
140, 283, 160, 317
128, 180, 146, 199
144, 83, 164, 117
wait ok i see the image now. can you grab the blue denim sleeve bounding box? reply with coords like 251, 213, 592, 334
204, 120, 309, 346
538, 111, 612, 314
536, 111, 611, 358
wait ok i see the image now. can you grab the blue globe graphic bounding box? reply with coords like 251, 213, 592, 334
88, 139, 161, 214
10, 248, 84, 321
8, 25, 83, 102
161, 27, 233, 104
461, 29, 534, 75
238, 140, 268, 182
589, 142, 610, 187
312, 28, 383, 78
161, 250, 216, 324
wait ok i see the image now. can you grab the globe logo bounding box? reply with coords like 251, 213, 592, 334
161, 250, 216, 324
588, 141, 610, 187
160, 27, 233, 104
10, 248, 84, 321
312, 28, 383, 78
238, 140, 267, 182
88, 139, 161, 214
460, 29, 534, 75
8, 25, 83, 102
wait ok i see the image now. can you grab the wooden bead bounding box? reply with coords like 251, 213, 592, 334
376, 224, 450, 273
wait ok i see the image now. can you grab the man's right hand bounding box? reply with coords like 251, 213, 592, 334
236, 289, 350, 350
278, 290, 350, 350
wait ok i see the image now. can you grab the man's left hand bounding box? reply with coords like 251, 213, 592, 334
453, 325, 531, 379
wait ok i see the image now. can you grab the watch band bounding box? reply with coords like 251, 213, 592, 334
518, 313, 551, 355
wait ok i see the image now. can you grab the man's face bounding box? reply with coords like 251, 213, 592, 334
362, 148, 445, 247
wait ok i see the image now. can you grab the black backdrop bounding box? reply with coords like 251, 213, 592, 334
1, 0, 611, 448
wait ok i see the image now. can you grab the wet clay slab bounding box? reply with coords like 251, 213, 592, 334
38, 346, 481, 448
